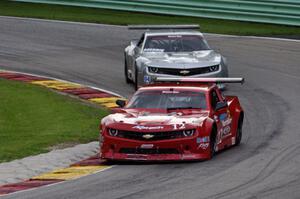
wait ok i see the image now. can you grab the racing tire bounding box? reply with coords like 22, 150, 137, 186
235, 116, 243, 146
209, 126, 218, 159
134, 65, 139, 90
124, 57, 131, 84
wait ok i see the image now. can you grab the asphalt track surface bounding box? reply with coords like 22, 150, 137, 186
1, 17, 300, 199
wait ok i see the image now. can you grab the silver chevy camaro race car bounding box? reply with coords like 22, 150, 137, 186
124, 25, 229, 90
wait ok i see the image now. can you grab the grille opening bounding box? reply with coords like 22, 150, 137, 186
114, 129, 195, 141
119, 148, 179, 154
184, 145, 190, 151
148, 65, 219, 76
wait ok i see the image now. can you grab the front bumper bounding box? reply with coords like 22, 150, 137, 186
101, 136, 211, 161
137, 64, 228, 88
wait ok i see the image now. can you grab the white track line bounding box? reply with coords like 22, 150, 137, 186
0, 15, 299, 43
0, 15, 124, 28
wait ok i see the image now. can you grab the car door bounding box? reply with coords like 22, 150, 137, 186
210, 89, 232, 146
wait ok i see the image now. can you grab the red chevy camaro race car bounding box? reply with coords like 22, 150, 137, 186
100, 77, 244, 161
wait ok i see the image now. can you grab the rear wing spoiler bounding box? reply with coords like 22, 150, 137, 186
154, 77, 245, 84
128, 24, 200, 30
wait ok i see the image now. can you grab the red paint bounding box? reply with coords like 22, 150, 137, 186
100, 82, 244, 161
71, 155, 108, 166
61, 87, 98, 95
0, 72, 18, 78
61, 88, 115, 99
9, 76, 47, 82
0, 179, 62, 194
0, 72, 46, 82
78, 93, 113, 99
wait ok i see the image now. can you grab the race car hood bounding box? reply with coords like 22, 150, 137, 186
142, 50, 221, 68
103, 109, 209, 131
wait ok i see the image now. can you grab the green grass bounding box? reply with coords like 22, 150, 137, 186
0, 1, 300, 36
0, 79, 109, 163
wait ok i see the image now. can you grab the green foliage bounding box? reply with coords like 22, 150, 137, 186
0, 1, 300, 36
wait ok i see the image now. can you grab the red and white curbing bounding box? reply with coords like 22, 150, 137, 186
0, 69, 123, 196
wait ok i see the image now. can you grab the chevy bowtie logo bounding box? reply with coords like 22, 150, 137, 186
142, 134, 154, 139
179, 70, 190, 75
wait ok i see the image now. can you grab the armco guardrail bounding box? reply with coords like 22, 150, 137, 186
13, 0, 300, 26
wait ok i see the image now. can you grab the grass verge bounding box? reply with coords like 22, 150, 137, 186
0, 78, 108, 163
0, 1, 300, 36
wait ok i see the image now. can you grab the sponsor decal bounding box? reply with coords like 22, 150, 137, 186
162, 90, 179, 94
198, 143, 209, 150
179, 70, 190, 75
196, 136, 210, 144
173, 123, 186, 130
143, 75, 152, 84
168, 35, 182, 38
219, 113, 232, 126
222, 126, 231, 136
219, 113, 227, 121
141, 144, 154, 149
142, 134, 154, 139
132, 125, 164, 130
218, 126, 231, 140
222, 118, 232, 126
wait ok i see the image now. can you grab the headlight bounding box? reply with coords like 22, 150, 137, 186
108, 128, 118, 136
182, 129, 195, 137
209, 64, 219, 72
148, 67, 159, 73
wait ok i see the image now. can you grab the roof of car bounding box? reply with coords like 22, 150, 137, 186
139, 83, 215, 92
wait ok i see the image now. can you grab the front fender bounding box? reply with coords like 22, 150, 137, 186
135, 56, 150, 71
200, 117, 215, 137
125, 45, 134, 56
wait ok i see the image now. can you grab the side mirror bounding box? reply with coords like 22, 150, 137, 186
130, 40, 138, 46
215, 101, 228, 111
116, 99, 126, 108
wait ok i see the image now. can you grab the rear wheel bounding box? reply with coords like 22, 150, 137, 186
235, 116, 243, 146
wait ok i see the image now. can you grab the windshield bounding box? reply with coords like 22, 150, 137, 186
143, 35, 210, 53
126, 90, 207, 109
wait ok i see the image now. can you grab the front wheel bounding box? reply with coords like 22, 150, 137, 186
124, 57, 131, 84
209, 126, 217, 159
134, 66, 139, 90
